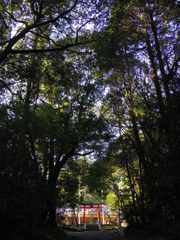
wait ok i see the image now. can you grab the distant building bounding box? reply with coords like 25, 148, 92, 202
56, 202, 118, 225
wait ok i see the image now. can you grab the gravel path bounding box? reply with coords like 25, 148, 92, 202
66, 230, 122, 240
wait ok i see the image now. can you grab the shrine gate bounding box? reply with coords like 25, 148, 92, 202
79, 202, 104, 224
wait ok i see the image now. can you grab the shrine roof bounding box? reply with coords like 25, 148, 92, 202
79, 202, 105, 205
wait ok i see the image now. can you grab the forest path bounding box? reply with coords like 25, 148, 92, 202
66, 230, 122, 240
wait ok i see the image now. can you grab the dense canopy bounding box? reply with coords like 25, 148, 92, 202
0, 0, 180, 239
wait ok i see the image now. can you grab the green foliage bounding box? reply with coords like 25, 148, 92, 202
106, 192, 119, 212
0, 21, 111, 239
0, 1, 180, 239
93, 0, 180, 238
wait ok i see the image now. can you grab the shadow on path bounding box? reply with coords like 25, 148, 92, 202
66, 230, 121, 240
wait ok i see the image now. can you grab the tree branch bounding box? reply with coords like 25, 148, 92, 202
34, 0, 78, 29
73, 150, 94, 156
8, 37, 102, 54
5, 10, 27, 25
106, 213, 119, 227
0, 79, 23, 100
0, 0, 78, 64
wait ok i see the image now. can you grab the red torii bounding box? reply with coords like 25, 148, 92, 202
79, 202, 104, 223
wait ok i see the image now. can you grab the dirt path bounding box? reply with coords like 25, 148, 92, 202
66, 230, 122, 240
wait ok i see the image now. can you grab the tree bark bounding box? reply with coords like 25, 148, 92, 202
15, 34, 38, 173
122, 141, 139, 224
149, 11, 171, 108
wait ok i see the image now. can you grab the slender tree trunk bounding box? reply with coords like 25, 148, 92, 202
145, 26, 173, 149
46, 144, 78, 226
124, 51, 146, 223
149, 11, 171, 108
15, 34, 38, 173
122, 142, 139, 224
130, 110, 145, 223
145, 30, 166, 118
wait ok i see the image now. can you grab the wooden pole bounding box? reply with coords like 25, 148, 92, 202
98, 204, 100, 223
83, 205, 86, 223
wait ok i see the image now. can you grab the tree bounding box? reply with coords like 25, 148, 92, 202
0, 37, 112, 239
0, 0, 112, 172
94, 0, 180, 237
0, 1, 113, 237
0, 0, 112, 64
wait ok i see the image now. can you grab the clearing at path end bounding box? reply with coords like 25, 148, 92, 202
66, 230, 122, 240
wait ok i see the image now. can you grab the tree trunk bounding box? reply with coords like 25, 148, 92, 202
15, 34, 38, 173
149, 11, 171, 108
122, 144, 139, 224
48, 209, 57, 227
